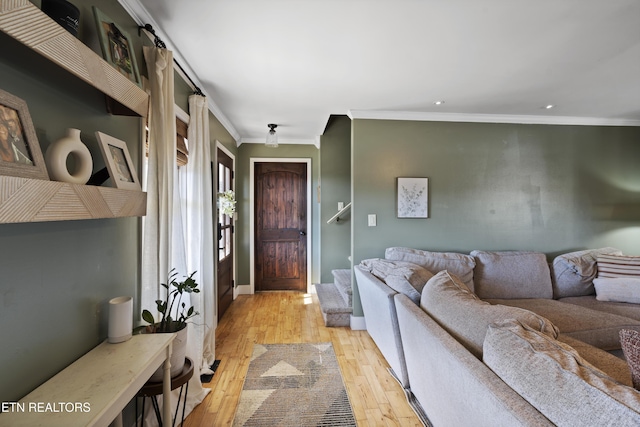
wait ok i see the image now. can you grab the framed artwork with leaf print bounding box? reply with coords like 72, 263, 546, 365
397, 177, 428, 218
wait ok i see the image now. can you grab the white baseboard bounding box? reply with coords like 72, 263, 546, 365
350, 315, 366, 331
235, 284, 252, 296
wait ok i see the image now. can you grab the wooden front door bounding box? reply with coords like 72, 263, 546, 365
255, 162, 307, 291
217, 148, 234, 320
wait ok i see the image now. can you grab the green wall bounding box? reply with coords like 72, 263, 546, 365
211, 113, 238, 156
174, 70, 192, 114
0, 0, 146, 402
210, 107, 238, 305
320, 116, 352, 282
236, 143, 320, 287
351, 119, 640, 316
0, 0, 241, 402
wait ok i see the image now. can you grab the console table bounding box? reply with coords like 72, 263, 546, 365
0, 334, 174, 427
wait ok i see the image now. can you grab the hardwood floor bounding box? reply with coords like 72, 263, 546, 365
183, 291, 422, 426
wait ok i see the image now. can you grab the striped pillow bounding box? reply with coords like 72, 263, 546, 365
598, 254, 640, 278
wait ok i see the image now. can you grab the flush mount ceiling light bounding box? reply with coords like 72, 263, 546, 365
544, 104, 555, 109
433, 100, 445, 105
266, 123, 278, 148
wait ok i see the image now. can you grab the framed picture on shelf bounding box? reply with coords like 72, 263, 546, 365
0, 88, 49, 180
397, 177, 429, 218
93, 6, 141, 87
95, 131, 141, 191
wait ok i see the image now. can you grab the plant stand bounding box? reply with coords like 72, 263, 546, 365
136, 358, 194, 427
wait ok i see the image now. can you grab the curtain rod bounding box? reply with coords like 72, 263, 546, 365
139, 24, 205, 97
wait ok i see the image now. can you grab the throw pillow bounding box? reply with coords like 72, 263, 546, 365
598, 254, 640, 279
471, 250, 553, 299
484, 320, 640, 426
420, 270, 558, 359
620, 329, 640, 390
384, 247, 476, 291
358, 258, 434, 304
551, 247, 622, 298
595, 278, 640, 304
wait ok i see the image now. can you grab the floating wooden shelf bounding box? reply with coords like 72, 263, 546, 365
0, 0, 148, 117
0, 176, 146, 223
0, 1, 149, 223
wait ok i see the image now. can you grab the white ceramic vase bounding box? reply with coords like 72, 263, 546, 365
45, 128, 93, 184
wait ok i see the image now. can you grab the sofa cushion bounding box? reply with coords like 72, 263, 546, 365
420, 270, 558, 359
385, 247, 476, 291
485, 298, 640, 351
359, 258, 434, 304
557, 334, 632, 387
595, 278, 640, 304
551, 247, 622, 298
483, 320, 640, 427
598, 254, 640, 279
471, 250, 553, 299
559, 295, 640, 322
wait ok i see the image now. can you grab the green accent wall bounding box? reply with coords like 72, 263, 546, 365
236, 143, 320, 287
0, 0, 240, 402
174, 70, 192, 114
210, 107, 237, 304
320, 116, 352, 282
211, 113, 238, 156
351, 119, 640, 316
0, 0, 194, 406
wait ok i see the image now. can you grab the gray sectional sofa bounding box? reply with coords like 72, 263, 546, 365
355, 247, 640, 426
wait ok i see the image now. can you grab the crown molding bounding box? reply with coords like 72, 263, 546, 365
118, 0, 241, 142
239, 138, 320, 148
347, 110, 640, 127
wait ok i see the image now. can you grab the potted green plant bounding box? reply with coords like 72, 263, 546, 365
142, 269, 200, 332
142, 269, 200, 380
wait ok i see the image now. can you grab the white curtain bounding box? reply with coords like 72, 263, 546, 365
177, 94, 216, 412
141, 46, 212, 425
181, 94, 216, 371
141, 45, 185, 308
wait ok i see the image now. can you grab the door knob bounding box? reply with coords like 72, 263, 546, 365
299, 231, 306, 236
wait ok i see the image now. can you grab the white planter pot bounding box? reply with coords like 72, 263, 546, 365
148, 323, 188, 382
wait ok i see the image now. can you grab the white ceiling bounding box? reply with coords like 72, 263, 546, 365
122, 0, 640, 144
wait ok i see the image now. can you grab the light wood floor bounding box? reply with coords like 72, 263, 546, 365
183, 291, 422, 426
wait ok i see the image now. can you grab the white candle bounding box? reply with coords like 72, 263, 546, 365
108, 296, 133, 343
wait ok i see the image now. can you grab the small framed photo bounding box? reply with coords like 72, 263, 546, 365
397, 177, 429, 218
93, 7, 141, 87
95, 131, 141, 191
0, 88, 49, 180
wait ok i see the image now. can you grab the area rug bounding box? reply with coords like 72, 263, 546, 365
232, 343, 356, 426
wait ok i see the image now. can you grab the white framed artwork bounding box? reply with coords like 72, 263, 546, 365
95, 131, 141, 191
397, 177, 429, 218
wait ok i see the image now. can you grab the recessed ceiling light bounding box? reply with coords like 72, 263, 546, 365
544, 104, 555, 109
433, 100, 445, 106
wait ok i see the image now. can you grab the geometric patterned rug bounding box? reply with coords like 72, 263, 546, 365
232, 343, 357, 426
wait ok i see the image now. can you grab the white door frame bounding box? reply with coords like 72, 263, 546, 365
249, 157, 312, 294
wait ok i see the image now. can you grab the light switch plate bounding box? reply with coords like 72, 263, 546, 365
368, 214, 376, 227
